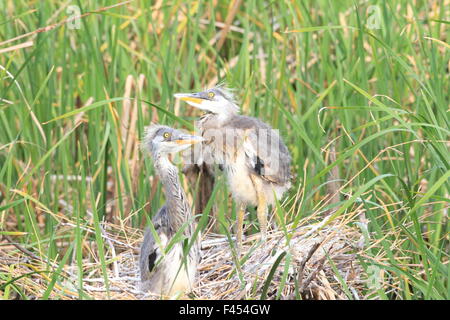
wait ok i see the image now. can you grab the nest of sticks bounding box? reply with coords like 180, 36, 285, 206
1, 212, 365, 300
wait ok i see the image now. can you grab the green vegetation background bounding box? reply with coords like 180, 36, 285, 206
0, 0, 448, 299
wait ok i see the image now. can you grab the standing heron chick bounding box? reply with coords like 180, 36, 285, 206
174, 86, 292, 251
139, 125, 204, 297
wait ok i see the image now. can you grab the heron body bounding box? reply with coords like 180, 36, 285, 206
140, 206, 195, 295
139, 125, 203, 297
199, 113, 291, 207
175, 86, 292, 250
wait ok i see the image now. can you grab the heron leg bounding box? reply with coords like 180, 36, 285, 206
257, 191, 268, 241
250, 174, 268, 241
236, 203, 245, 255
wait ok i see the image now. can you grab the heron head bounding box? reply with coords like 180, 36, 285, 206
141, 125, 204, 156
174, 85, 239, 115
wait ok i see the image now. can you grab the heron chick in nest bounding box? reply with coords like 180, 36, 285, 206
140, 125, 204, 297
175, 86, 292, 252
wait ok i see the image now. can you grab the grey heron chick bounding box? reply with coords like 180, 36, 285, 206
140, 125, 204, 297
174, 86, 292, 251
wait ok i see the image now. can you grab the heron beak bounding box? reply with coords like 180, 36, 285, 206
174, 134, 205, 145
173, 93, 204, 105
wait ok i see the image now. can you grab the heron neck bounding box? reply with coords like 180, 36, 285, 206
216, 111, 234, 124
154, 154, 192, 231
219, 103, 239, 122
201, 110, 236, 128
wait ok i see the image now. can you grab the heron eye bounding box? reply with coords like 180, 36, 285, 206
163, 132, 171, 139
208, 92, 215, 99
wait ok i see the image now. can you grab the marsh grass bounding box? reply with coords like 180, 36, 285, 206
0, 0, 448, 299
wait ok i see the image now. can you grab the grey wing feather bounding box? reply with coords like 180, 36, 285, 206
228, 116, 292, 185
139, 205, 168, 282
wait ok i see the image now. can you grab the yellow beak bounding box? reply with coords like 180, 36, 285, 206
179, 96, 203, 104
174, 134, 205, 145
174, 93, 204, 105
